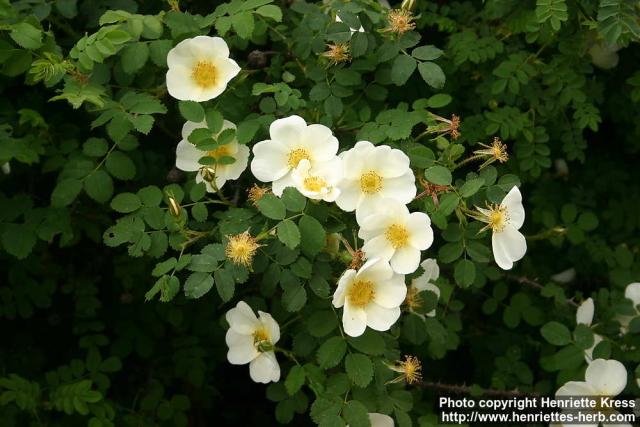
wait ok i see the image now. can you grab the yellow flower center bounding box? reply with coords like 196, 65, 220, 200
253, 327, 270, 344
487, 206, 507, 232
385, 224, 409, 248
192, 60, 218, 88
287, 148, 311, 168
207, 144, 233, 160
348, 280, 375, 308
360, 171, 383, 194
225, 232, 260, 267
303, 176, 328, 193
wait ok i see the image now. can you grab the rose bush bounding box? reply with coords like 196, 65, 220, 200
1, 0, 640, 426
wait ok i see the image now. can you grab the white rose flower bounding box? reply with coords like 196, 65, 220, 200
347, 413, 394, 427
176, 119, 249, 191
335, 141, 416, 219
225, 301, 281, 384
250, 115, 340, 196
357, 198, 433, 274
332, 258, 407, 337
291, 158, 342, 202
166, 36, 241, 102
576, 298, 604, 362
407, 258, 440, 317
555, 359, 630, 427
474, 186, 526, 270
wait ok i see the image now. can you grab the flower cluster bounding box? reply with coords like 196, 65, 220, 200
164, 36, 529, 390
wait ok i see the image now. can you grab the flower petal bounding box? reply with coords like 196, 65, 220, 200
380, 172, 416, 205
372, 145, 411, 178
271, 172, 296, 196
270, 115, 307, 148
302, 124, 339, 161
333, 269, 357, 308
492, 225, 527, 270
406, 212, 434, 250
502, 186, 525, 229
369, 413, 395, 427
585, 359, 627, 396
342, 302, 368, 337
176, 140, 203, 172
226, 301, 259, 334
249, 352, 280, 383
576, 298, 595, 326
390, 245, 421, 275
364, 303, 401, 332
250, 139, 290, 182
335, 181, 362, 212
258, 311, 280, 345
189, 35, 230, 59
226, 330, 258, 365
624, 283, 640, 308
358, 258, 393, 282
362, 235, 395, 262
374, 276, 407, 308
555, 380, 596, 397
166, 66, 200, 101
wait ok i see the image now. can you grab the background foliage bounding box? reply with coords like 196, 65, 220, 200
1, 0, 640, 425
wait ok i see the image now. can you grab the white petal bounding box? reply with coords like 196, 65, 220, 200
167, 39, 195, 69
390, 246, 421, 275
406, 212, 434, 250
502, 186, 525, 229
226, 301, 259, 334
188, 35, 230, 59
492, 225, 527, 270
342, 302, 368, 337
166, 67, 201, 101
250, 139, 290, 182
333, 270, 357, 308
362, 235, 395, 262
175, 140, 203, 172
364, 303, 401, 331
358, 258, 393, 282
624, 283, 640, 308
372, 145, 411, 178
226, 330, 258, 365
249, 352, 280, 383
258, 311, 280, 344
271, 173, 296, 197
374, 277, 407, 308
585, 359, 627, 396
420, 258, 440, 282
301, 124, 339, 161
379, 172, 417, 205
335, 181, 362, 212
576, 298, 595, 326
270, 115, 307, 147
369, 413, 395, 427
555, 381, 596, 397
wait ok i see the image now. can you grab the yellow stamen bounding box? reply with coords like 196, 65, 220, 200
303, 176, 328, 193
473, 137, 509, 169
386, 355, 423, 384
385, 224, 409, 249
475, 204, 509, 233
247, 184, 270, 206
360, 171, 383, 194
225, 231, 261, 267
382, 9, 416, 35
348, 280, 375, 307
207, 144, 233, 159
321, 43, 351, 66
287, 148, 311, 168
405, 285, 423, 310
192, 60, 218, 88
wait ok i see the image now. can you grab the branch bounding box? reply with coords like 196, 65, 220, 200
508, 275, 579, 307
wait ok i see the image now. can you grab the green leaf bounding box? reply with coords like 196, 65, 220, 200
412, 45, 444, 61
214, 269, 235, 302
426, 94, 452, 108
255, 5, 282, 22
51, 178, 83, 207
281, 280, 307, 312
281, 187, 306, 212
10, 23, 43, 49
179, 101, 205, 122
317, 336, 347, 368
121, 42, 149, 73
344, 354, 373, 387
418, 62, 446, 89
84, 170, 114, 203
231, 12, 255, 39
347, 330, 386, 355
284, 365, 306, 395
454, 259, 475, 287
184, 272, 214, 299
83, 138, 109, 157
573, 324, 595, 350
424, 165, 452, 185
110, 193, 142, 213
105, 151, 136, 180
540, 321, 571, 346
536, 0, 568, 31
460, 178, 484, 197
277, 220, 301, 250
257, 194, 286, 220
1, 224, 37, 259
391, 55, 417, 86
343, 400, 369, 427
298, 216, 326, 257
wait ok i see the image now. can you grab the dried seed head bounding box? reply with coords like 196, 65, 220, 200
386, 355, 423, 385
321, 43, 351, 66
383, 9, 416, 36
473, 137, 509, 169
247, 184, 270, 207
